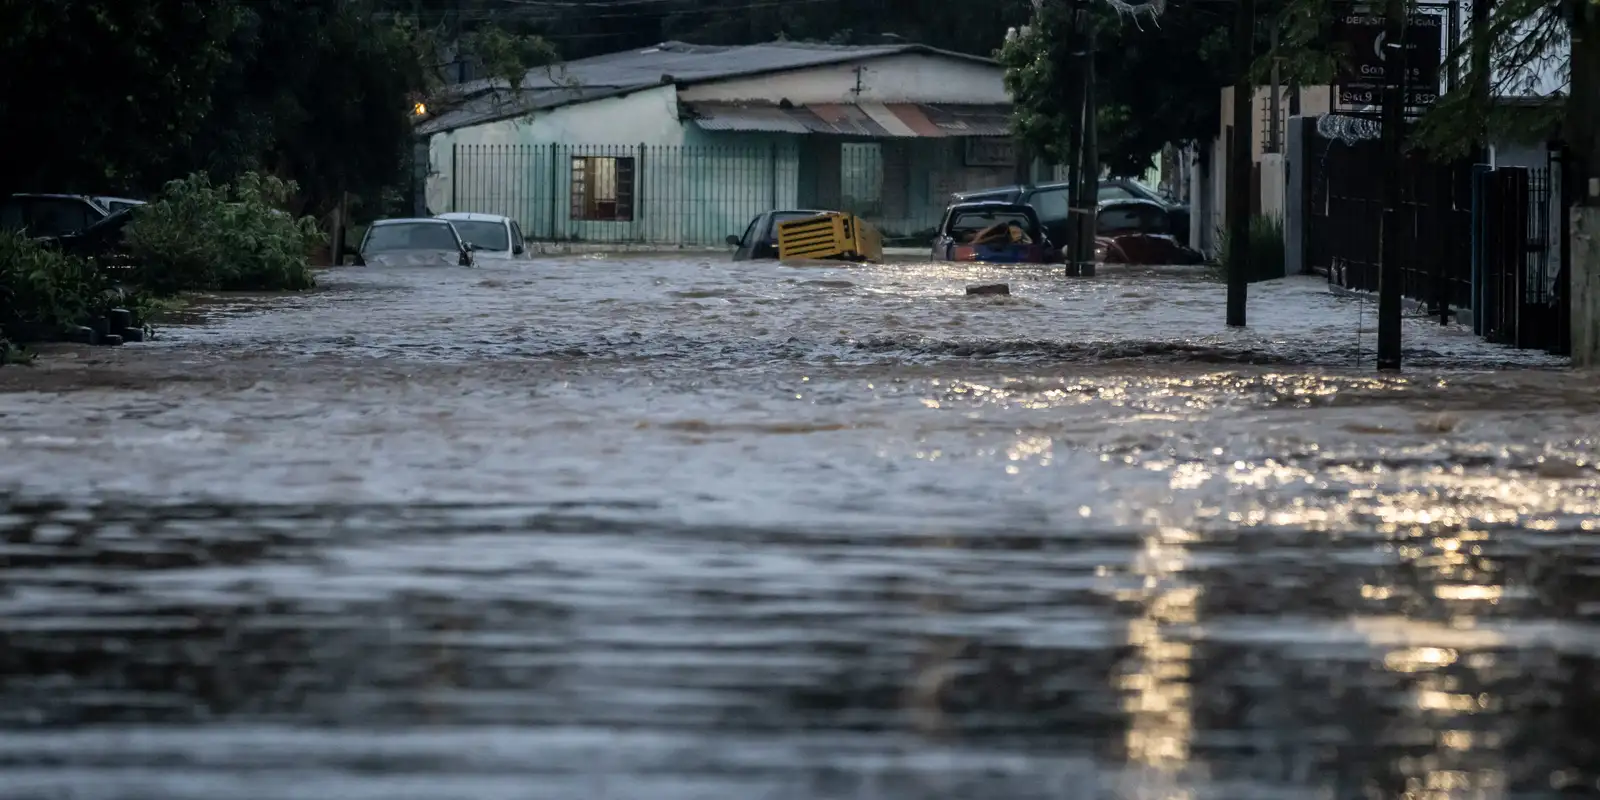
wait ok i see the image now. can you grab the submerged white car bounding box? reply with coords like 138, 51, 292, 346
436, 212, 528, 261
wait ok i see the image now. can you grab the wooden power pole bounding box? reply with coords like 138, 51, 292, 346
1225, 0, 1255, 326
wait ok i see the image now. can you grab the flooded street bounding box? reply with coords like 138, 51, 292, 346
2, 255, 1597, 799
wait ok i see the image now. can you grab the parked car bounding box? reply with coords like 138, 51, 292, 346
931, 201, 1061, 263
1093, 198, 1205, 265
951, 178, 1190, 246
349, 218, 475, 267
37, 205, 141, 266
727, 209, 832, 260
436, 212, 528, 261
1, 193, 146, 239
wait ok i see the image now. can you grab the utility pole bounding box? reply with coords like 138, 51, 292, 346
1225, 0, 1255, 325
1059, 0, 1087, 276
1467, 0, 1491, 166
1570, 0, 1600, 365
1076, 22, 1100, 277
1375, 0, 1408, 369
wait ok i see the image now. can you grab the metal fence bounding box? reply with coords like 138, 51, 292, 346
1473, 162, 1569, 353
443, 143, 984, 247
1305, 131, 1570, 354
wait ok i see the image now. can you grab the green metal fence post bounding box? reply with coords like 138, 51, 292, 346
450, 143, 459, 212
548, 145, 559, 240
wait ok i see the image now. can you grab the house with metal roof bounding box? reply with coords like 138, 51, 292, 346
415, 40, 1020, 245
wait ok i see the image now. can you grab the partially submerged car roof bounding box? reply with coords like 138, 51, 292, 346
437, 212, 511, 222
948, 200, 1041, 215
372, 217, 455, 226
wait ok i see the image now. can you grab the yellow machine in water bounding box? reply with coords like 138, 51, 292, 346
775, 212, 883, 262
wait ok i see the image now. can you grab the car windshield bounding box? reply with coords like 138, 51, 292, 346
448, 220, 510, 251
363, 222, 460, 253
946, 209, 1039, 241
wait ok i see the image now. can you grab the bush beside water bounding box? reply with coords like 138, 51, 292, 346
127, 173, 324, 295
0, 172, 325, 364
1215, 214, 1287, 283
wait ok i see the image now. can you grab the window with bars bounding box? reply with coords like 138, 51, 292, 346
570, 156, 635, 221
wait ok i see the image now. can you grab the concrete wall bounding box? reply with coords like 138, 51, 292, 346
678, 53, 1004, 105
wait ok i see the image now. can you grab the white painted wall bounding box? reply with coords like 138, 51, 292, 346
425, 86, 683, 214
678, 53, 1005, 105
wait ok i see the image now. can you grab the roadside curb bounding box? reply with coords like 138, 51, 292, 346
1325, 282, 1470, 327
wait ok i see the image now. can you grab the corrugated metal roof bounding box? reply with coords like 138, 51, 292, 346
689, 104, 814, 133
450, 40, 997, 97
684, 102, 1012, 138
419, 41, 1005, 136
415, 86, 630, 136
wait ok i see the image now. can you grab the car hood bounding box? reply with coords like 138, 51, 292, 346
363, 250, 463, 267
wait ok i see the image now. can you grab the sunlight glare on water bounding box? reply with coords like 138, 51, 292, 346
0, 255, 1596, 799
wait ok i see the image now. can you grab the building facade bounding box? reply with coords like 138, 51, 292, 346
416, 41, 1026, 245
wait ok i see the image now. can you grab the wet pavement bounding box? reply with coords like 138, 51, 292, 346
1, 256, 1596, 799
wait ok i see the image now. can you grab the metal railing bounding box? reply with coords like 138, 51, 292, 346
442, 143, 980, 247
1305, 129, 1570, 354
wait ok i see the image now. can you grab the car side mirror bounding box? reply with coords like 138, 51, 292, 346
513, 242, 525, 254
725, 234, 741, 246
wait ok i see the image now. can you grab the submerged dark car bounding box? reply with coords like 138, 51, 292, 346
727, 209, 831, 260
39, 206, 140, 267
1093, 198, 1205, 265
952, 177, 1190, 246
352, 218, 475, 267
931, 202, 1061, 263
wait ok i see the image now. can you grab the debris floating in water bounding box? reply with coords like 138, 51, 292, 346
967, 283, 1010, 296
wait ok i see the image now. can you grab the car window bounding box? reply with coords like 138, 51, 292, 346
449, 220, 510, 251
738, 216, 761, 247
1028, 189, 1071, 222
946, 210, 1040, 240
362, 222, 461, 253
1097, 185, 1138, 202
1097, 205, 1166, 235
12, 198, 98, 237
510, 221, 525, 248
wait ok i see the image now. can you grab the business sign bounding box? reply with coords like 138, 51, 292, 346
1331, 7, 1444, 111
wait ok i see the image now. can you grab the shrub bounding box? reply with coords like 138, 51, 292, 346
1215, 214, 1286, 283
126, 172, 325, 295
0, 230, 114, 343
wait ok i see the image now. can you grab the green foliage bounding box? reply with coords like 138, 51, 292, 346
0, 231, 114, 341
1001, 5, 1267, 177
0, 0, 243, 195
1216, 214, 1287, 283
457, 26, 562, 90
1267, 0, 1573, 161
126, 173, 325, 296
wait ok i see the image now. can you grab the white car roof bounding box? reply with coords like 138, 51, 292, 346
437, 212, 511, 223
373, 217, 454, 226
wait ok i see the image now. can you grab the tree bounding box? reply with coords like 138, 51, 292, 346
0, 0, 242, 195
1001, 3, 1290, 178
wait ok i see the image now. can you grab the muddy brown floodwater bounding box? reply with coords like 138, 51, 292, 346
1, 256, 1598, 800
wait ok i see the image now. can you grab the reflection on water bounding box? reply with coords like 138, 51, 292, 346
0, 258, 1596, 798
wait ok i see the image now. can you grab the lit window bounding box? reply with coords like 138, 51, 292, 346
569, 156, 635, 221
